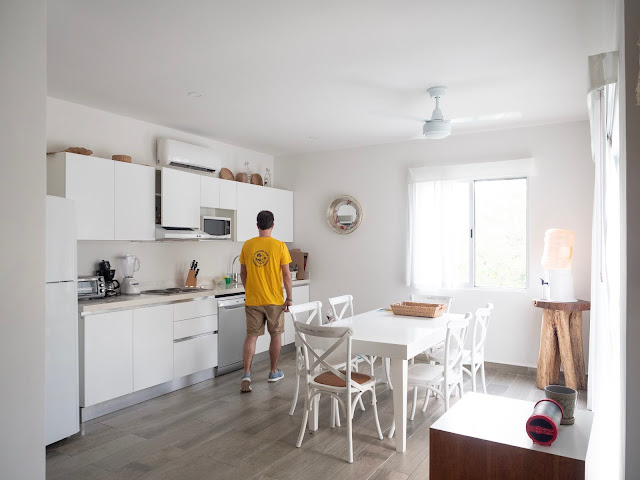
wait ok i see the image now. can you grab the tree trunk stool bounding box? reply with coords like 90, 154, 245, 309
533, 299, 590, 391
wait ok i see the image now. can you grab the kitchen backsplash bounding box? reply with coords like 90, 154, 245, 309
78, 240, 244, 290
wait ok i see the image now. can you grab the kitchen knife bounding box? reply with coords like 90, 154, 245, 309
194, 261, 198, 270
190, 260, 195, 270
195, 269, 199, 278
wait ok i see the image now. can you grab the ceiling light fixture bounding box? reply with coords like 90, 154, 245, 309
187, 91, 203, 98
422, 86, 451, 139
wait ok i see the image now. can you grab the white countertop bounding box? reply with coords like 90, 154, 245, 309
430, 392, 593, 462
79, 279, 310, 315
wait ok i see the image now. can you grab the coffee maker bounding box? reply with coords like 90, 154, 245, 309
97, 260, 120, 297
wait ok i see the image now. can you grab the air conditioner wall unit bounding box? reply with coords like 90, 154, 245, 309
157, 138, 221, 173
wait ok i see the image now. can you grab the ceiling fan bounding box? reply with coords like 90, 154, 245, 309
381, 86, 522, 140
422, 86, 451, 139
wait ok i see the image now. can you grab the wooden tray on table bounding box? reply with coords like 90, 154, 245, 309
390, 301, 445, 318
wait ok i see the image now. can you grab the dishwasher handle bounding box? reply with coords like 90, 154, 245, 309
221, 303, 245, 310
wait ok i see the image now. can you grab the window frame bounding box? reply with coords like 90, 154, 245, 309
457, 176, 529, 291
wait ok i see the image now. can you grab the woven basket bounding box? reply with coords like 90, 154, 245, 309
390, 301, 445, 318
236, 172, 249, 183
112, 155, 131, 163
65, 147, 93, 155
219, 167, 234, 180
250, 173, 263, 186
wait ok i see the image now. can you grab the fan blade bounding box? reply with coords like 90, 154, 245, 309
450, 112, 522, 124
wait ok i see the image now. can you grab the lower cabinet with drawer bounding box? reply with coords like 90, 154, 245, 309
174, 333, 218, 378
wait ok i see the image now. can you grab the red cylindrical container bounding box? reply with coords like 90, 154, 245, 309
526, 398, 564, 446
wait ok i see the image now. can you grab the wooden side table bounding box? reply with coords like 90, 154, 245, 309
430, 393, 593, 479
533, 299, 590, 391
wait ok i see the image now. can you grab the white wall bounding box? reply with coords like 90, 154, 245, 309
276, 121, 593, 368
0, 1, 46, 479
47, 97, 274, 177
624, 0, 640, 474
47, 97, 275, 285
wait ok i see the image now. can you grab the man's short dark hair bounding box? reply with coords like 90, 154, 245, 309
257, 210, 274, 230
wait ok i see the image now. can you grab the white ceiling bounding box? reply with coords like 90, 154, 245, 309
48, 1, 605, 155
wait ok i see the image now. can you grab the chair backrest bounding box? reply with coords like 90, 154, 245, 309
443, 314, 471, 384
471, 303, 494, 360
289, 301, 323, 326
410, 294, 454, 313
328, 294, 354, 323
294, 320, 362, 392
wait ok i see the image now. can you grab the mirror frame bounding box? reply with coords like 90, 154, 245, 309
326, 195, 363, 234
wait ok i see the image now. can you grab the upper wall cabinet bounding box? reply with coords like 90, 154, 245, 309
115, 162, 155, 240
47, 153, 156, 241
219, 179, 237, 210
200, 176, 220, 209
48, 153, 115, 240
236, 183, 293, 242
161, 167, 200, 228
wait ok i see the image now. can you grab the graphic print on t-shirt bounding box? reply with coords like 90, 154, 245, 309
253, 250, 270, 267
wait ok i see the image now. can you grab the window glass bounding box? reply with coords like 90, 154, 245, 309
474, 178, 527, 288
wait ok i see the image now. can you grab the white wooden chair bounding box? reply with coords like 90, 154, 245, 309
384, 294, 455, 389
388, 314, 471, 438
294, 320, 384, 463
329, 294, 378, 376
289, 301, 362, 419
429, 303, 494, 393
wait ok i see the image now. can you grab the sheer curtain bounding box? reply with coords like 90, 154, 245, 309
586, 51, 623, 479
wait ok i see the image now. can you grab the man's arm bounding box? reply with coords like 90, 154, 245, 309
240, 264, 247, 287
282, 263, 292, 312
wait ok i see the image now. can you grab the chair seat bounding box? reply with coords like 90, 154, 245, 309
407, 363, 444, 384
313, 370, 373, 388
429, 348, 480, 365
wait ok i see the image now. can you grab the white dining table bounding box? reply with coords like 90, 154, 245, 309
321, 309, 464, 452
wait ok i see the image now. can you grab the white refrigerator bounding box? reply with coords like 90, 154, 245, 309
45, 195, 79, 445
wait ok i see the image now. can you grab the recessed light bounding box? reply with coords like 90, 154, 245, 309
187, 91, 203, 98
307, 136, 319, 141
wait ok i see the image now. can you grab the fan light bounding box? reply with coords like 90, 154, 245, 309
423, 86, 451, 139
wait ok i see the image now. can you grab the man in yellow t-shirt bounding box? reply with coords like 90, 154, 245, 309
239, 210, 292, 392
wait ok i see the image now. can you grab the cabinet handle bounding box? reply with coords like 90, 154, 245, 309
173, 331, 216, 343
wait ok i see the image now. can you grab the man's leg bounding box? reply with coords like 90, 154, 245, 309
243, 335, 258, 374
269, 333, 282, 373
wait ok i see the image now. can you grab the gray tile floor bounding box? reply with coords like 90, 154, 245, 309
46, 352, 587, 480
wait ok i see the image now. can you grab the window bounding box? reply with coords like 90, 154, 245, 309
408, 176, 528, 290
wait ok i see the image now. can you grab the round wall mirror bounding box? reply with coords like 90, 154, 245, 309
326, 195, 363, 234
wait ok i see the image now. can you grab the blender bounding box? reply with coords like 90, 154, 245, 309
120, 254, 141, 295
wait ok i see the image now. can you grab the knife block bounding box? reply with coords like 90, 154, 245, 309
185, 270, 197, 287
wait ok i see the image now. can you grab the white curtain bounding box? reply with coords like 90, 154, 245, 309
407, 181, 466, 289
586, 51, 623, 479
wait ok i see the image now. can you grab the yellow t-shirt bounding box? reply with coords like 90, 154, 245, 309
240, 236, 292, 306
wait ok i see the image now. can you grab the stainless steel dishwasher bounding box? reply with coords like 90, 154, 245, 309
216, 294, 246, 376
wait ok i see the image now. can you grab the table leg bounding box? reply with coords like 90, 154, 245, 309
556, 311, 579, 391
390, 358, 408, 453
569, 311, 587, 390
537, 310, 560, 389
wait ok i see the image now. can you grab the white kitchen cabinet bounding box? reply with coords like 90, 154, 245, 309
47, 152, 115, 240
236, 183, 293, 242
219, 179, 237, 210
284, 284, 310, 345
133, 305, 173, 391
115, 161, 155, 240
270, 188, 294, 242
200, 175, 220, 208
174, 333, 218, 378
82, 310, 133, 406
161, 167, 200, 228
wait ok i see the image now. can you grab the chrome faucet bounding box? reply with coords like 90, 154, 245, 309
231, 255, 241, 284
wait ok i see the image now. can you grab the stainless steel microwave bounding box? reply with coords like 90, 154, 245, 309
77, 275, 106, 299
201, 216, 231, 239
